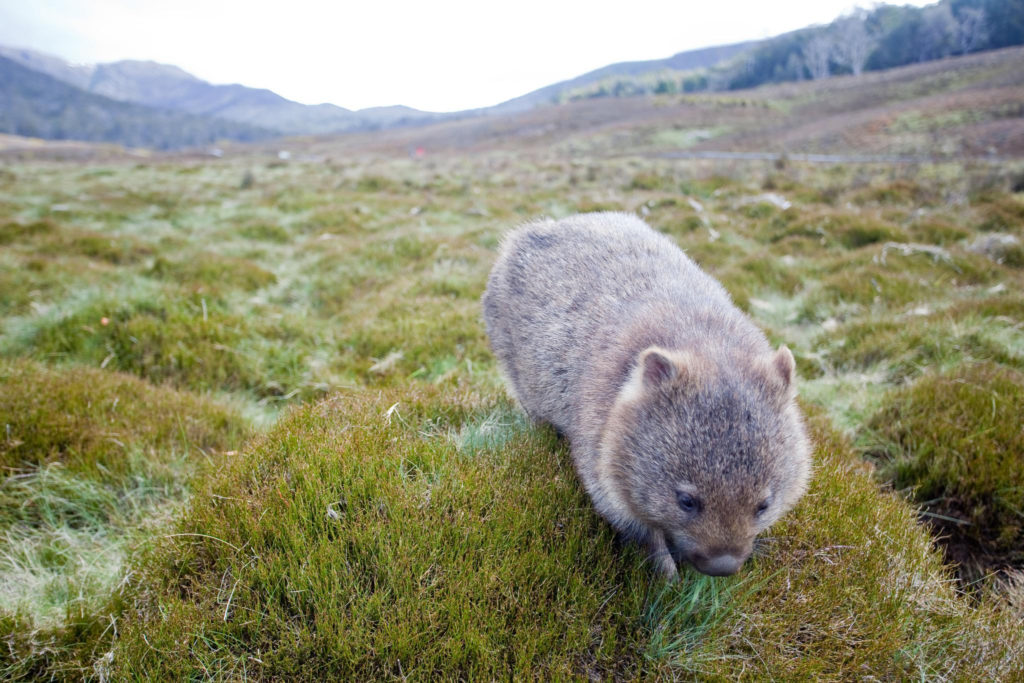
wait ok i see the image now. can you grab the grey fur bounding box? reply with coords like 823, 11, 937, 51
482, 212, 811, 578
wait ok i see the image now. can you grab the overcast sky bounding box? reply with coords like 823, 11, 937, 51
0, 0, 938, 112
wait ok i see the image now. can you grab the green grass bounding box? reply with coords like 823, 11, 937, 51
113, 389, 651, 678
821, 294, 1024, 381
106, 392, 1023, 679
974, 192, 1024, 234
1, 137, 1024, 677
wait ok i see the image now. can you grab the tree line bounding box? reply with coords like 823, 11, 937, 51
571, 0, 1023, 99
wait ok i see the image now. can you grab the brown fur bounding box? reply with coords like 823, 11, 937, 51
482, 212, 811, 577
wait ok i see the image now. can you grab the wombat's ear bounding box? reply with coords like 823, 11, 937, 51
619, 347, 695, 404
639, 347, 694, 389
642, 348, 677, 386
770, 345, 797, 400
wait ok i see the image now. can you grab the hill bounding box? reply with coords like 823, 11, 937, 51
0, 41, 751, 130
84, 59, 443, 135
0, 55, 276, 149
487, 41, 753, 113
3, 44, 1021, 161
3, 0, 1022, 150
263, 45, 1024, 161
0, 46, 444, 135
0, 45, 93, 89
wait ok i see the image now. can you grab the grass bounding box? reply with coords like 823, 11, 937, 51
0, 361, 251, 679
148, 254, 277, 292
105, 392, 1023, 679
1, 95, 1024, 677
821, 295, 1024, 381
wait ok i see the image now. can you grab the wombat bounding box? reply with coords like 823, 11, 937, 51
482, 212, 811, 578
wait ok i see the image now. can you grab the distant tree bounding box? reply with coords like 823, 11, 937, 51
802, 33, 834, 79
919, 4, 958, 61
654, 79, 677, 95
681, 74, 708, 93
833, 12, 876, 75
978, 0, 1024, 49
785, 53, 806, 81
863, 4, 914, 69
723, 32, 806, 89
706, 64, 733, 91
582, 0, 1024, 99
868, 3, 956, 69
955, 6, 989, 53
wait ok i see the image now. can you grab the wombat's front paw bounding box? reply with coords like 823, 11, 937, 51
648, 530, 679, 580
655, 553, 679, 580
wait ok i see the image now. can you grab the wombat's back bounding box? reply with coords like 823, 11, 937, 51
482, 212, 746, 433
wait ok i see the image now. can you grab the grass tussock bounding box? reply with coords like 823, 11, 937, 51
0, 219, 57, 245
975, 193, 1024, 234
7, 292, 333, 400
866, 362, 1024, 577
0, 361, 253, 678
0, 359, 249, 477
114, 388, 652, 679
851, 178, 938, 206
1, 218, 152, 265
148, 255, 277, 292
822, 294, 1024, 380
106, 390, 1024, 679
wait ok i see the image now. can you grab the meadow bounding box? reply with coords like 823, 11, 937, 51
2, 54, 1024, 678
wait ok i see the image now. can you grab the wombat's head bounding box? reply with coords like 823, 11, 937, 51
601, 345, 811, 576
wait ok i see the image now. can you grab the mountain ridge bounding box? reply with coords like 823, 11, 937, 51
0, 46, 450, 136
3, 0, 1022, 149
0, 54, 276, 149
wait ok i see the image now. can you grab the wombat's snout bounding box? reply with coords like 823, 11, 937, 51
688, 548, 751, 576
667, 536, 751, 576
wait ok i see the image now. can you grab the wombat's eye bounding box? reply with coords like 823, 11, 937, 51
676, 491, 700, 514
755, 499, 770, 516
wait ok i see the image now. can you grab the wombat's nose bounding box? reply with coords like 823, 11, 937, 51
694, 554, 743, 576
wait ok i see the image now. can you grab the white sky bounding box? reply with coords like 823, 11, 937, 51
0, 0, 938, 112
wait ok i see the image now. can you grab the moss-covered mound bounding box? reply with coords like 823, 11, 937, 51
867, 362, 1024, 574
111, 389, 1023, 679
0, 359, 249, 478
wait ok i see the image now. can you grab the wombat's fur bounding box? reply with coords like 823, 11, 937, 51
482, 212, 811, 578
